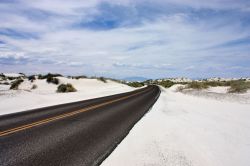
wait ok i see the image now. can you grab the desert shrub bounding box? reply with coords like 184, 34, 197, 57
10, 79, 23, 90
28, 75, 36, 82
46, 76, 59, 85
57, 83, 77, 93
228, 81, 250, 93
203, 81, 225, 87
19, 73, 25, 76
159, 80, 175, 88
3, 82, 10, 85
38, 74, 43, 79
0, 81, 9, 85
31, 84, 38, 89
202, 80, 247, 87
41, 73, 61, 85
98, 77, 107, 83
144, 79, 153, 84
46, 76, 53, 83
179, 82, 189, 85
51, 73, 62, 77
72, 75, 88, 79
179, 80, 250, 92
1, 77, 7, 81
0, 73, 5, 79
127, 82, 144, 87
187, 81, 209, 90
38, 73, 62, 79
52, 78, 59, 84
8, 77, 16, 80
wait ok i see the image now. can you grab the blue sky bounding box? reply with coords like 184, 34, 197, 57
0, 0, 250, 79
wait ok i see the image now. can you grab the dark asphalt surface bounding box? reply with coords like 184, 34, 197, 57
0, 85, 160, 166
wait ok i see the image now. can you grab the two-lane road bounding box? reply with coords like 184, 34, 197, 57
0, 85, 160, 166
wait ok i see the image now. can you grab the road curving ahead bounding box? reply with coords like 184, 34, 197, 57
0, 85, 160, 166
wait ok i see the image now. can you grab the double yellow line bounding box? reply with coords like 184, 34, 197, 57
0, 88, 150, 137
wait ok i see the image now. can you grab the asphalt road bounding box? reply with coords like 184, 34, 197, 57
0, 85, 160, 166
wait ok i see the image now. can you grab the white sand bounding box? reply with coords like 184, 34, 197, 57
2, 73, 23, 77
0, 77, 134, 115
102, 85, 250, 166
1, 78, 250, 166
206, 86, 229, 93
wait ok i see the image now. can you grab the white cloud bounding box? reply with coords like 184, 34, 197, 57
0, 0, 250, 78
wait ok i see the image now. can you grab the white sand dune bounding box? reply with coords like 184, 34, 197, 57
1, 73, 24, 77
1, 78, 250, 166
0, 77, 134, 115
102, 85, 250, 166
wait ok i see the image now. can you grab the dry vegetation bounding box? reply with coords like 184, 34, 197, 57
57, 83, 77, 93
127, 82, 144, 87
127, 78, 250, 94
9, 79, 23, 90
228, 81, 250, 93
181, 80, 250, 93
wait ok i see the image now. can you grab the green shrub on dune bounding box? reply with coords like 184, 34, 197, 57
10, 79, 23, 90
47, 76, 59, 85
127, 82, 144, 87
38, 73, 62, 80
187, 81, 209, 89
57, 84, 77, 93
28, 75, 36, 82
159, 80, 175, 88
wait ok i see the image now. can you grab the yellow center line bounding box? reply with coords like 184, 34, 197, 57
0, 88, 150, 137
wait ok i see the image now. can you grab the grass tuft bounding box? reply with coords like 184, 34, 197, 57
228, 81, 250, 93
187, 81, 209, 90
